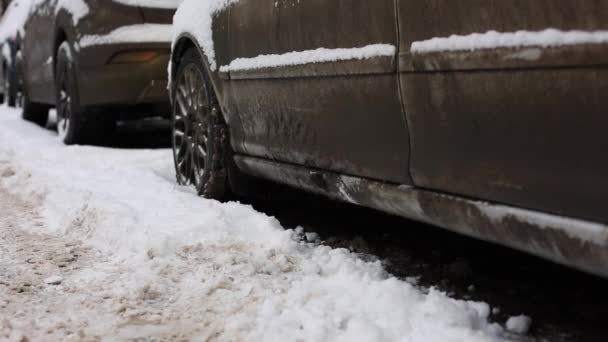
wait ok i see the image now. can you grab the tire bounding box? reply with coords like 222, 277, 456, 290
172, 47, 228, 200
19, 52, 49, 126
6, 64, 16, 107
55, 41, 111, 145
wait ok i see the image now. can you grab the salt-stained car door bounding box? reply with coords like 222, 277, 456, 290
223, 0, 412, 184
398, 0, 608, 222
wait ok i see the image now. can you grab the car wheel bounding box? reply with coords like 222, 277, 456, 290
19, 52, 49, 126
6, 62, 16, 107
55, 41, 109, 145
172, 48, 227, 200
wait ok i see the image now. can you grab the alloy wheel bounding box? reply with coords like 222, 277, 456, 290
173, 63, 210, 188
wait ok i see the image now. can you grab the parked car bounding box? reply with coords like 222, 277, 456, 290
170, 0, 608, 277
21, 0, 183, 144
0, 0, 32, 107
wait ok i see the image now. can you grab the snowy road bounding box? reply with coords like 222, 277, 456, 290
0, 105, 584, 341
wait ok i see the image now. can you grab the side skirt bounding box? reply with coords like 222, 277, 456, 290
235, 155, 608, 278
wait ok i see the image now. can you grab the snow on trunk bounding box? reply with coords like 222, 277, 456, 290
0, 107, 513, 341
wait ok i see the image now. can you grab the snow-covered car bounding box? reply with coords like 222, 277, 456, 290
0, 0, 33, 107
169, 0, 608, 278
20, 0, 183, 144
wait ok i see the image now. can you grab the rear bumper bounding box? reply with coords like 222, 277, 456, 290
76, 42, 171, 108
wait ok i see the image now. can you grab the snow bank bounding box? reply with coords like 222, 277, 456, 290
411, 29, 608, 53
113, 0, 184, 9
172, 0, 239, 71
0, 108, 514, 341
80, 24, 173, 47
219, 44, 396, 72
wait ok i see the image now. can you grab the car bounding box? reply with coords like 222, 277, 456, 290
20, 0, 183, 144
169, 0, 608, 278
0, 0, 32, 107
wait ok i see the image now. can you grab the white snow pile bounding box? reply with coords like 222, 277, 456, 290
173, 0, 239, 71
219, 44, 396, 72
113, 0, 184, 8
411, 29, 608, 53
506, 315, 532, 334
80, 24, 173, 47
0, 107, 517, 341
0, 0, 34, 41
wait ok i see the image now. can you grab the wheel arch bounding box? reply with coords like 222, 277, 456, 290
170, 34, 226, 114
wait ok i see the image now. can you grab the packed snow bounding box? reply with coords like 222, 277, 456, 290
113, 0, 184, 8
0, 0, 34, 41
411, 29, 608, 53
79, 24, 173, 47
0, 107, 518, 341
219, 44, 396, 72
506, 315, 532, 334
173, 0, 240, 71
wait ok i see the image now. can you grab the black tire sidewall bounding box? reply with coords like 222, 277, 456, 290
7, 60, 17, 107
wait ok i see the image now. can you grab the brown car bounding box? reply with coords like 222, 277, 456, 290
20, 0, 182, 144
169, 0, 608, 277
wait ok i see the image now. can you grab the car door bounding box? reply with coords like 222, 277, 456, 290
224, 0, 412, 184
398, 0, 608, 222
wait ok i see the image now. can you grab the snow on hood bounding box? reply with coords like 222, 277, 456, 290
0, 107, 515, 341
172, 0, 239, 71
0, 0, 34, 41
113, 0, 184, 9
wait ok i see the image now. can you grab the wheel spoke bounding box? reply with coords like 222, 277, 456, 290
172, 63, 214, 189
